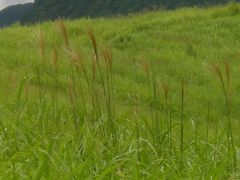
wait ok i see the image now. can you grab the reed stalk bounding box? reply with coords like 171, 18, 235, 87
88, 30, 116, 143
180, 78, 184, 170
206, 102, 210, 156
50, 49, 59, 122
134, 83, 141, 162
210, 63, 235, 171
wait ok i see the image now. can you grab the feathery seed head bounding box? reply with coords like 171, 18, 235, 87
102, 48, 113, 70
56, 19, 70, 48
210, 63, 223, 82
87, 30, 98, 59
65, 49, 84, 71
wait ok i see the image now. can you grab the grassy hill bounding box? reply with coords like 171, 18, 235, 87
1, 3, 240, 179
21, 0, 235, 24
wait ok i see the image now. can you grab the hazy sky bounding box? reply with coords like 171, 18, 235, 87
0, 0, 34, 10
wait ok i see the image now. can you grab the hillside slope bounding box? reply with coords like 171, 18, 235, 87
0, 3, 33, 27
21, 0, 238, 24
1, 4, 240, 179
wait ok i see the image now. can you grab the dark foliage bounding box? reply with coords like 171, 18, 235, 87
0, 3, 33, 27
1, 0, 238, 26
20, 0, 237, 24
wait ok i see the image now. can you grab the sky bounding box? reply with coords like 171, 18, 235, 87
0, 0, 34, 10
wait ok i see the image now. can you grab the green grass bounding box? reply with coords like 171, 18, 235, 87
1, 3, 240, 179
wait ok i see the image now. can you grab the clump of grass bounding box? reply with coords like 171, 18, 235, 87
65, 48, 96, 119
102, 48, 114, 114
50, 49, 59, 122
87, 30, 117, 144
210, 62, 235, 171
162, 81, 172, 154
55, 20, 86, 133
35, 30, 46, 103
142, 60, 165, 155
133, 79, 141, 162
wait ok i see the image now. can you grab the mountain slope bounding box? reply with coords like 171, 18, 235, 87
1, 4, 240, 179
0, 3, 33, 27
21, 0, 237, 24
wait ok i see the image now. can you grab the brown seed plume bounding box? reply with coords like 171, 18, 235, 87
210, 63, 227, 102
65, 49, 84, 71
210, 63, 224, 84
56, 19, 70, 48
102, 48, 113, 70
87, 30, 98, 59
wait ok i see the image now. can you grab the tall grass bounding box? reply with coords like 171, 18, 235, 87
180, 78, 184, 170
2, 7, 240, 178
210, 63, 235, 171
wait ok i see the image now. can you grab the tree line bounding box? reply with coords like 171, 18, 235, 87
21, 0, 237, 24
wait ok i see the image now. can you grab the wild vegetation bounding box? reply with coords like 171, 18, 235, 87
1, 3, 240, 179
21, 0, 238, 24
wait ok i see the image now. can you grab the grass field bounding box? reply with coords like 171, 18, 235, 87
1, 3, 240, 179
